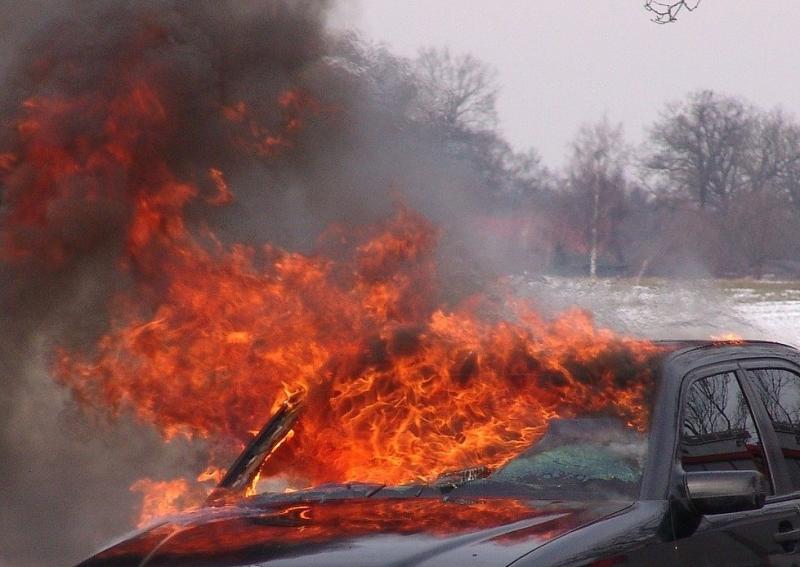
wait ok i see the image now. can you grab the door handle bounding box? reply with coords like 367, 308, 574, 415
774, 528, 800, 544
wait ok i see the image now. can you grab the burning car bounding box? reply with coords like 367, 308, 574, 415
78, 340, 800, 566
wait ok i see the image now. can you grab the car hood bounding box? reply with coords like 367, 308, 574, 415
79, 492, 630, 567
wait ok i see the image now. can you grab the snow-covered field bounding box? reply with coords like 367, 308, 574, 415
515, 277, 800, 348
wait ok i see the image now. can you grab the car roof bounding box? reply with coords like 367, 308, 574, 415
656, 339, 800, 379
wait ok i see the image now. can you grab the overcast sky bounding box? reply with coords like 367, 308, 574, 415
334, 1, 800, 167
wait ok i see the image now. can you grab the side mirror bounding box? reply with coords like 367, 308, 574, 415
685, 470, 768, 515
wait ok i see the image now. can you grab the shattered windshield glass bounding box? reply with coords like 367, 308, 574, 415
485, 418, 648, 497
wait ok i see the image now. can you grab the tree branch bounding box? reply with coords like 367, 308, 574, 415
644, 0, 700, 24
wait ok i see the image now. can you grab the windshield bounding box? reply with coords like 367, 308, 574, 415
230, 364, 657, 506
480, 417, 647, 498
241, 417, 649, 504
220, 347, 672, 505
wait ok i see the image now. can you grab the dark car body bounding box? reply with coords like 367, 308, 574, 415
79, 340, 800, 566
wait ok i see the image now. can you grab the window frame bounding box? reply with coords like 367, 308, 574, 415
672, 361, 782, 498
737, 357, 800, 499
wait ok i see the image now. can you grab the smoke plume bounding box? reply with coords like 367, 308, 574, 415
0, 2, 520, 564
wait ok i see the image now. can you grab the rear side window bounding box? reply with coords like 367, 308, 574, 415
747, 368, 800, 491
681, 372, 772, 493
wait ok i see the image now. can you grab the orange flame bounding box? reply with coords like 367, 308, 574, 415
54, 202, 663, 494
129, 478, 205, 527
223, 89, 325, 157
710, 332, 745, 344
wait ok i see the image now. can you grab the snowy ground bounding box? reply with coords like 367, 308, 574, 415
514, 276, 800, 348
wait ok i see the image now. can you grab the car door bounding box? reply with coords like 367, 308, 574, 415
739, 360, 800, 557
673, 366, 800, 566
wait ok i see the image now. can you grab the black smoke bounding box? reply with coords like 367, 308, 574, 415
0, 2, 514, 564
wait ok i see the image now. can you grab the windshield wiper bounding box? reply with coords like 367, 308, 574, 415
208, 391, 305, 505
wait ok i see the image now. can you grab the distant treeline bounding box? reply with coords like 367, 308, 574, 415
350, 38, 800, 279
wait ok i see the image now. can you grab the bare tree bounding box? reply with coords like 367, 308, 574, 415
684, 374, 733, 436
414, 47, 499, 131
764, 118, 800, 211
566, 119, 629, 278
749, 369, 799, 425
742, 110, 800, 194
644, 0, 700, 24
334, 35, 420, 120
646, 90, 753, 212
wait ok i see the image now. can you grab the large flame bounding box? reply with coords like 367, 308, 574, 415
53, 198, 663, 474
1, 26, 664, 526
52, 200, 663, 487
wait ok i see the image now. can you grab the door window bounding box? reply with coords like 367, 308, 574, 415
747, 368, 800, 491
681, 371, 772, 492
